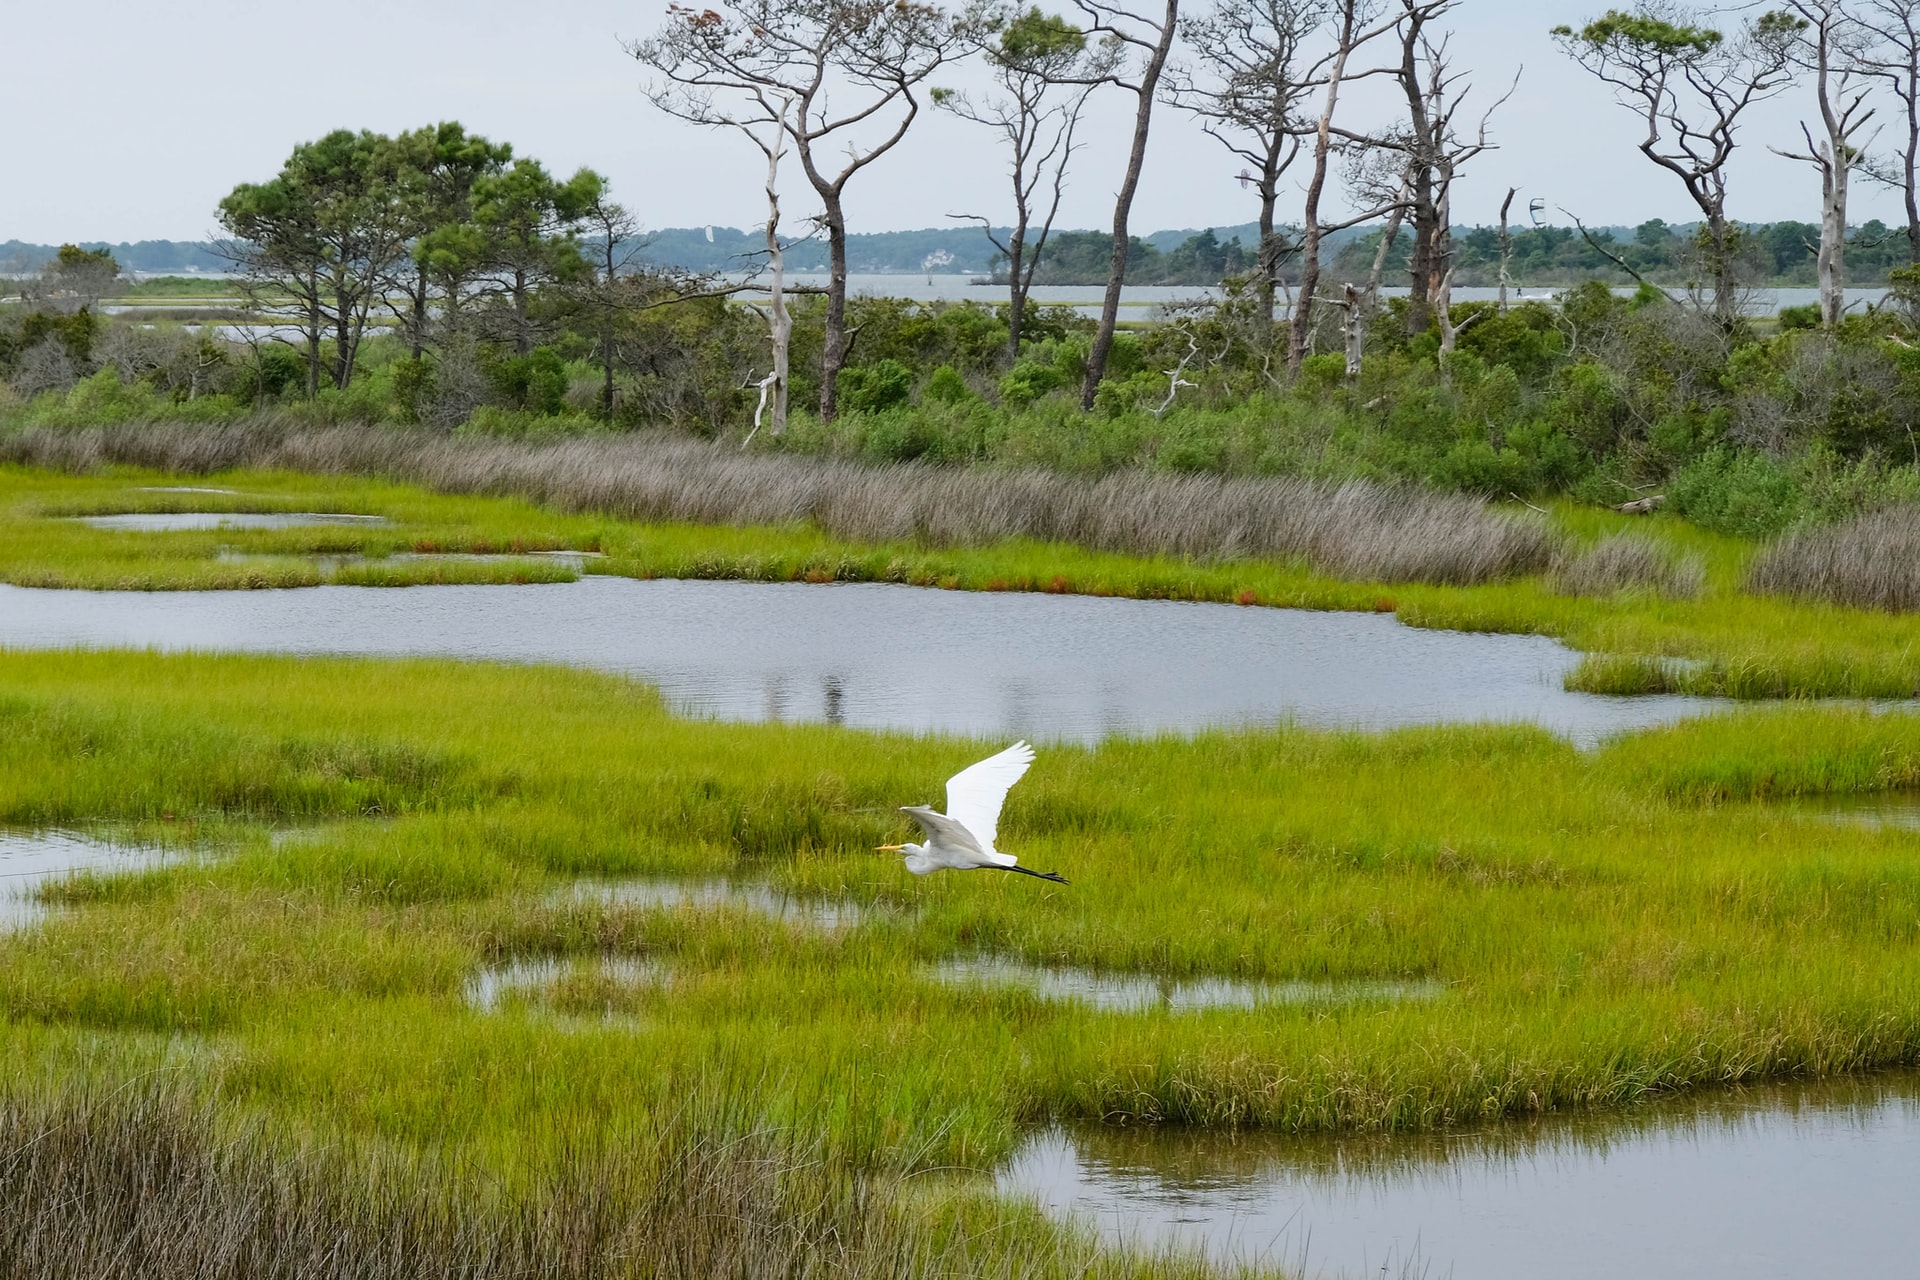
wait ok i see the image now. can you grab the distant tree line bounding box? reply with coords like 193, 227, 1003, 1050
16, 0, 1920, 458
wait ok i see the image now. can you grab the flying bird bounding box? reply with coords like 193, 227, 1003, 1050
879, 741, 1068, 884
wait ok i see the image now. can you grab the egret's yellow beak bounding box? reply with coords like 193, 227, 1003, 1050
876, 844, 905, 852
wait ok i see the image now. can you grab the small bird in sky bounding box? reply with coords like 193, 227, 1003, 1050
879, 741, 1068, 884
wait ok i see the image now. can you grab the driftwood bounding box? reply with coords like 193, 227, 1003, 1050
1614, 494, 1666, 515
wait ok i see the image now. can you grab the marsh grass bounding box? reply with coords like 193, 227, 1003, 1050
0, 1085, 1222, 1280
6, 651, 1920, 1272
1551, 532, 1704, 600
14, 464, 1920, 702
0, 420, 1552, 585
1749, 504, 1920, 612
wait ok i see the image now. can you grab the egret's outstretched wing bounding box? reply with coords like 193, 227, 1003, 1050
944, 741, 1035, 854
899, 804, 1011, 867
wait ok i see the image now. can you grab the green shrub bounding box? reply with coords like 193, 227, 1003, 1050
998, 361, 1068, 408
921, 364, 972, 405
1670, 448, 1804, 537
838, 360, 914, 413
485, 348, 569, 416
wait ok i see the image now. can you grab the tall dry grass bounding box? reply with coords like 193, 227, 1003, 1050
1748, 505, 1920, 612
0, 1085, 1118, 1280
0, 419, 1551, 585
1551, 532, 1704, 599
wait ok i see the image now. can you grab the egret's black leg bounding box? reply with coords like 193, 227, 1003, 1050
998, 864, 1070, 885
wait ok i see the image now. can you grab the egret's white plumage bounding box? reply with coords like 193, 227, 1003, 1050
880, 741, 1068, 884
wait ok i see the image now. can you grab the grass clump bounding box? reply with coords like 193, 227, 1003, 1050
1551, 532, 1703, 600
1749, 504, 1920, 612
0, 1083, 1190, 1280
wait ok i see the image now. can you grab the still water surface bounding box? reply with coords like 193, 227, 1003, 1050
0, 828, 175, 929
932, 957, 1440, 1013
0, 578, 1715, 742
999, 1075, 1920, 1279
72, 512, 389, 531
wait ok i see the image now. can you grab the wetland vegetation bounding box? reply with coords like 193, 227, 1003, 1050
2, 455, 1920, 1272
7, 458, 1920, 703
3, 637, 1920, 1274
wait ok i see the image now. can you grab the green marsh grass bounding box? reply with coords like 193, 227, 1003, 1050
3, 646, 1920, 1270
5, 652, 1920, 1129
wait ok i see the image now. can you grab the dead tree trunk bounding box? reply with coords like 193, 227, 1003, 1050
1776, 1, 1876, 330
1079, 0, 1181, 409
760, 105, 792, 438
1343, 200, 1406, 379
1496, 186, 1516, 312
1291, 0, 1392, 376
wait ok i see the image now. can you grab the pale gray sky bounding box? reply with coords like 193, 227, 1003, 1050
0, 0, 1892, 243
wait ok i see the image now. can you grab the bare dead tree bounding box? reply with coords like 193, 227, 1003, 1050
753, 99, 795, 439
624, 45, 799, 437
1164, 0, 1331, 347
1554, 3, 1802, 324
1289, 0, 1400, 375
1773, 1, 1876, 329
1075, 0, 1182, 407
1341, 16, 1514, 341
1340, 175, 1409, 378
939, 7, 1117, 361
632, 0, 973, 422
1386, 0, 1455, 336
1856, 0, 1920, 262
1496, 185, 1516, 311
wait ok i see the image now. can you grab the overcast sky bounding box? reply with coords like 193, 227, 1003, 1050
0, 0, 1897, 244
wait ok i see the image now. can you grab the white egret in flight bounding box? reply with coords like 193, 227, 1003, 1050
878, 741, 1069, 884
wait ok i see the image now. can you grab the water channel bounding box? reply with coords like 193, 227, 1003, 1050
998, 1075, 1920, 1279
0, 577, 1718, 744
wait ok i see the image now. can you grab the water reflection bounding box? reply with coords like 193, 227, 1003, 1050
73, 512, 389, 531
556, 877, 870, 930
213, 549, 600, 575
464, 953, 667, 1013
1788, 793, 1920, 831
0, 578, 1722, 744
999, 1075, 1920, 1278
0, 828, 175, 929
934, 957, 1439, 1013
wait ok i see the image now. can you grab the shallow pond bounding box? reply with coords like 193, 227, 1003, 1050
0, 578, 1717, 743
999, 1075, 1920, 1278
0, 828, 175, 928
464, 953, 668, 1013
1788, 793, 1920, 832
556, 876, 870, 930
72, 512, 389, 531
932, 958, 1440, 1013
